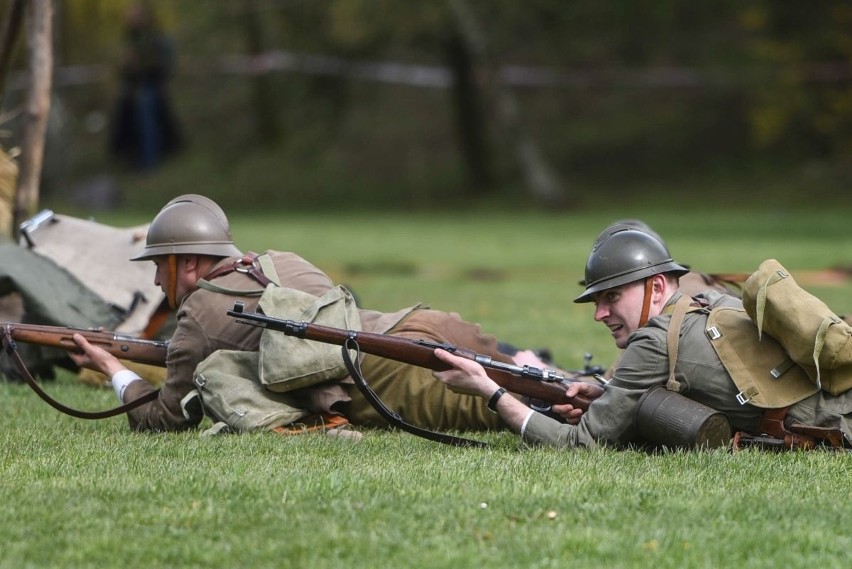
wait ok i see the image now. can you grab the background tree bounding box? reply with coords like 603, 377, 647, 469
3, 0, 851, 213
0, 0, 25, 236
0, 0, 52, 235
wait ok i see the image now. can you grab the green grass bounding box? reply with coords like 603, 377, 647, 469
2, 209, 851, 568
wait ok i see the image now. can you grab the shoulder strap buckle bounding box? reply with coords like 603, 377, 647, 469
735, 386, 758, 405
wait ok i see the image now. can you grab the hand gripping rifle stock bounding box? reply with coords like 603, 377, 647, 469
1, 323, 169, 366
1, 323, 168, 419
227, 302, 604, 411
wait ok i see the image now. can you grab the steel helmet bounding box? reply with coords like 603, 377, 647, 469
577, 220, 675, 286
131, 194, 242, 261
601, 219, 664, 245
574, 227, 689, 303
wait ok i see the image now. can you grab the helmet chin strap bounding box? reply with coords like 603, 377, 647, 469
167, 254, 178, 309
638, 277, 654, 327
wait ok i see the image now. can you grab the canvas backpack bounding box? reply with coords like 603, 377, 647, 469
193, 349, 310, 433
666, 295, 818, 409
256, 283, 361, 392
702, 304, 818, 408
191, 252, 362, 433
663, 270, 849, 449
742, 259, 852, 396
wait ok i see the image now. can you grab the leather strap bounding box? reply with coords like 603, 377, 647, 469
340, 338, 487, 448
271, 412, 351, 436
786, 421, 847, 449
141, 297, 172, 340
1, 328, 159, 420
202, 252, 278, 288
665, 295, 694, 392
638, 278, 654, 327
732, 430, 818, 452
757, 407, 789, 439
757, 406, 847, 449
167, 254, 178, 309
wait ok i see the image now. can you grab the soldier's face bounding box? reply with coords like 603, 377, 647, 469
152, 255, 195, 307
592, 280, 647, 349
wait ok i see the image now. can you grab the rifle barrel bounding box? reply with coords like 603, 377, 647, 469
227, 305, 602, 411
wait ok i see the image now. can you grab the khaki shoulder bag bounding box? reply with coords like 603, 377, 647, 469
742, 259, 852, 396
665, 295, 818, 409
257, 284, 361, 392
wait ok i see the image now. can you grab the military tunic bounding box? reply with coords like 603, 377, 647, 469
523, 290, 852, 449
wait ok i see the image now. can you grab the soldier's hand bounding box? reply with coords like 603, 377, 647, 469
551, 382, 604, 424
511, 349, 549, 368
431, 348, 500, 399
551, 403, 584, 424
566, 381, 603, 399
69, 334, 126, 377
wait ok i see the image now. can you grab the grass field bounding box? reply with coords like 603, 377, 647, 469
1, 208, 850, 568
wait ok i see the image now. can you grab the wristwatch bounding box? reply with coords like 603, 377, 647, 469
487, 387, 507, 413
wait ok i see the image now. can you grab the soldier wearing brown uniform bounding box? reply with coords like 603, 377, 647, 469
69, 194, 524, 433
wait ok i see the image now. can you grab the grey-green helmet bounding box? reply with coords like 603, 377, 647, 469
574, 227, 688, 303
131, 194, 242, 261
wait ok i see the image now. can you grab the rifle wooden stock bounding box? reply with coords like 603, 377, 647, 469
228, 304, 604, 411
2, 323, 169, 367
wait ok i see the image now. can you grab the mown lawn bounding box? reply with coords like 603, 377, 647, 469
1, 208, 849, 568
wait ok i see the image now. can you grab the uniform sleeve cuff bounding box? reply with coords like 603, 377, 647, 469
519, 409, 536, 438
110, 369, 142, 403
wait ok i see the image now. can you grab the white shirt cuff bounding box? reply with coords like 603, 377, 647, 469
519, 409, 536, 438
110, 369, 142, 403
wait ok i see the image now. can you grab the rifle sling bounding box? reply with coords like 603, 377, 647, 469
1, 329, 159, 420
340, 338, 487, 448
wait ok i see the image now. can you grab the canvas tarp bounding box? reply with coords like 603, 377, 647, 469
0, 211, 169, 382
17, 212, 165, 335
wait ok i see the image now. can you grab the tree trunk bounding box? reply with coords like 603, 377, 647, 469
0, 0, 26, 97
445, 30, 493, 194
448, 0, 570, 207
0, 0, 26, 238
14, 0, 53, 235
242, 0, 281, 146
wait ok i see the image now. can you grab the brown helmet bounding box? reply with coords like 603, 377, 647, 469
574, 227, 688, 303
131, 194, 242, 261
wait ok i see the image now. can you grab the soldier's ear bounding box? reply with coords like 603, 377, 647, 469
179, 254, 199, 270
651, 274, 670, 302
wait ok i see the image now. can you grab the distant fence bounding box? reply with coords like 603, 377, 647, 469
6, 49, 852, 92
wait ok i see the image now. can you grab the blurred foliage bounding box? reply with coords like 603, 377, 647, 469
2, 0, 852, 212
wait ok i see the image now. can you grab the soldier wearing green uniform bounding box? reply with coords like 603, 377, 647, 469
433, 226, 852, 449
68, 194, 525, 433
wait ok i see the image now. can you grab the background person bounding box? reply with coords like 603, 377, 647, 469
108, 1, 182, 170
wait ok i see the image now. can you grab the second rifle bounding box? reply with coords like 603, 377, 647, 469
227, 302, 604, 411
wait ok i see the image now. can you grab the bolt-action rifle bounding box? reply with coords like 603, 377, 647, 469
0, 323, 168, 419
1, 323, 169, 366
227, 302, 605, 411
